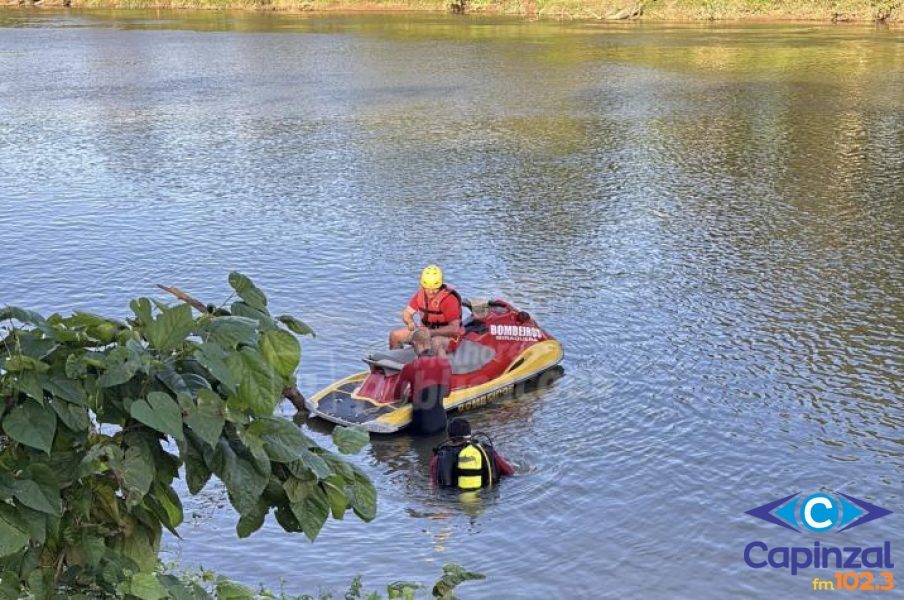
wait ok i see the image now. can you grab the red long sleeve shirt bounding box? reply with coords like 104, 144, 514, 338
393, 353, 452, 403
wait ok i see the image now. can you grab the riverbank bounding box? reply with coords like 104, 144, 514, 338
3, 0, 902, 23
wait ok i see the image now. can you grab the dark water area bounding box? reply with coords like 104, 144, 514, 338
1, 9, 902, 598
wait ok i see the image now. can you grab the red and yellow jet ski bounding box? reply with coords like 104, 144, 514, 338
305, 299, 564, 433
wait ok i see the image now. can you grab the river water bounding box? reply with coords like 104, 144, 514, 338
1, 10, 902, 598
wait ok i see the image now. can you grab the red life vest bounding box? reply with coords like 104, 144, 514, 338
417, 284, 462, 329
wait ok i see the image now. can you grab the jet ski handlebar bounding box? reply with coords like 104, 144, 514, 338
462, 298, 513, 311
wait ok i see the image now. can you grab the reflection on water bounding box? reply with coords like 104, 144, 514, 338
1, 10, 902, 598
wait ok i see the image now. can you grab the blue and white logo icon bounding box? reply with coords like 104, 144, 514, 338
746, 492, 892, 533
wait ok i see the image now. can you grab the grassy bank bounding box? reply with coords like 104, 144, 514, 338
2, 0, 902, 22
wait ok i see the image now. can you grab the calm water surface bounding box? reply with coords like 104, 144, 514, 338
1, 10, 902, 598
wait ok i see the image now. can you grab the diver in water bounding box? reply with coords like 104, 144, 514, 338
388, 264, 462, 356
430, 418, 514, 490
394, 328, 452, 435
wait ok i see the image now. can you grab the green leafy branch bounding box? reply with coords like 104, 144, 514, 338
0, 273, 373, 599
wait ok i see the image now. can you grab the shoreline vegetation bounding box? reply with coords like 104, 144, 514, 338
2, 0, 902, 23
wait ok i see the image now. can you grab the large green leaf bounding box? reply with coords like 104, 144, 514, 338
2, 399, 56, 454
97, 361, 137, 387
246, 417, 314, 463
118, 445, 154, 506
323, 475, 349, 520
273, 503, 302, 533
126, 338, 153, 372
127, 428, 180, 481
215, 578, 255, 600
16, 505, 48, 545
119, 572, 169, 600
43, 375, 86, 405
291, 483, 330, 541
226, 347, 283, 416
130, 392, 184, 441
228, 272, 268, 312
0, 306, 47, 328
61, 311, 113, 329
183, 373, 212, 395
20, 464, 60, 514
2, 329, 60, 359
113, 522, 159, 573
210, 439, 268, 516
130, 297, 153, 326
147, 482, 183, 535
65, 312, 125, 344
50, 398, 89, 432
9, 332, 57, 360
182, 435, 212, 495
230, 302, 277, 331
261, 476, 288, 505
143, 303, 194, 353
283, 476, 316, 505
431, 563, 486, 599
258, 329, 300, 379
276, 315, 315, 337
58, 312, 119, 343
158, 573, 212, 600
348, 469, 377, 522
97, 347, 140, 388
234, 427, 271, 481
203, 316, 259, 350
3, 354, 50, 373
194, 342, 236, 392
287, 449, 332, 481
184, 389, 226, 448
4, 355, 49, 372
13, 478, 60, 516
332, 426, 370, 455
0, 504, 30, 558
320, 450, 355, 481
155, 366, 190, 398
12, 371, 45, 403
236, 499, 268, 539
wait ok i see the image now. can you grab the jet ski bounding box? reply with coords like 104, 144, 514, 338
305, 299, 564, 433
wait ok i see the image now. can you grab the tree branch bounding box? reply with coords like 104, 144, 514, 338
282, 386, 307, 413
156, 285, 209, 314
157, 283, 308, 414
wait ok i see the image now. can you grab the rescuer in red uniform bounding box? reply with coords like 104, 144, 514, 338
393, 328, 452, 434
388, 265, 462, 356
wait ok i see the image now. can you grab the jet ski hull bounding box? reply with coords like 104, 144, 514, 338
306, 338, 564, 433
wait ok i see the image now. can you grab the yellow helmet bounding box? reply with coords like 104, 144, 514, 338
420, 265, 443, 290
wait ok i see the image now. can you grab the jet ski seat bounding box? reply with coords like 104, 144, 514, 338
363, 347, 418, 372
364, 341, 495, 375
